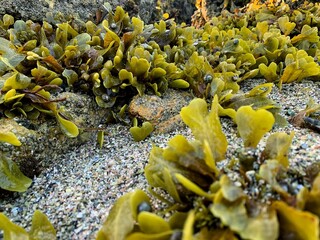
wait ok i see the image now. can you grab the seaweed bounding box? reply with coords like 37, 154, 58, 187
0, 152, 32, 192
0, 210, 56, 239
235, 105, 274, 148
97, 130, 104, 148
1, 1, 320, 238
273, 201, 319, 240
0, 130, 31, 192
210, 175, 279, 240
99, 92, 320, 239
278, 16, 296, 36
129, 118, 154, 142
96, 189, 151, 239
0, 130, 21, 146
261, 131, 294, 168
1, 1, 320, 138
299, 173, 320, 218
180, 96, 227, 162
280, 49, 320, 87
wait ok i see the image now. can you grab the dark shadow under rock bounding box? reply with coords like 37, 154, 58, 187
0, 92, 110, 183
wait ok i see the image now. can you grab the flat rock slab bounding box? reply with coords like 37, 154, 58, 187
128, 89, 193, 133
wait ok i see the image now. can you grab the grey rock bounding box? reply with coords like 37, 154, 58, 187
0, 92, 110, 180
0, 0, 104, 22
0, 0, 195, 24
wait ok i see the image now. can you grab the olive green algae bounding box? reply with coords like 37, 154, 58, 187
1, 1, 320, 239
0, 80, 319, 239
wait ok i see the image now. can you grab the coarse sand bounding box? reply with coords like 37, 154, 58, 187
1, 79, 320, 239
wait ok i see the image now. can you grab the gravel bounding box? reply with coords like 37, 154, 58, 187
0, 124, 193, 239
1, 79, 320, 239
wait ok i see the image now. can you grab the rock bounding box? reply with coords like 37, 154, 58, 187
0, 118, 40, 177
57, 92, 108, 128
0, 0, 196, 25
128, 89, 193, 133
0, 92, 110, 179
0, 0, 104, 23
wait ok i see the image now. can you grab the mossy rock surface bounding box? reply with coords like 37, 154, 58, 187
0, 0, 196, 24
0, 92, 109, 186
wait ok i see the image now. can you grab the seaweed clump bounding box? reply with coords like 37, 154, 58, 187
3, 1, 320, 138
96, 1, 320, 239
97, 97, 319, 240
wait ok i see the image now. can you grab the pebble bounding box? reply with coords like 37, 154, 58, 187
0, 79, 320, 239
11, 207, 22, 217
245, 170, 256, 182
300, 142, 308, 149
76, 212, 84, 219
